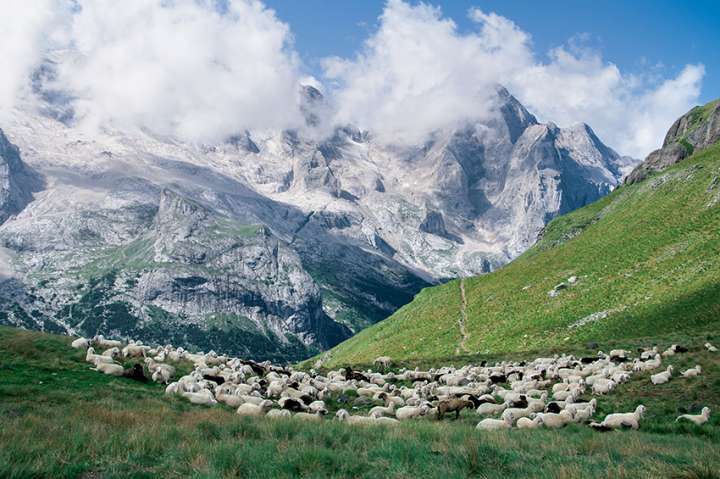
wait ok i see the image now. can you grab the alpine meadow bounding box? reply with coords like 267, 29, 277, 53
1, 1, 719, 478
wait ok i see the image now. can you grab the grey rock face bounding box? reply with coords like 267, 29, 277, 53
626, 100, 720, 184
0, 85, 634, 360
0, 130, 42, 224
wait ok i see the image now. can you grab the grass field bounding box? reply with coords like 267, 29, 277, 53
1, 326, 719, 478
315, 142, 720, 368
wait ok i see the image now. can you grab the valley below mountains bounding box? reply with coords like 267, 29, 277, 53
0, 84, 635, 361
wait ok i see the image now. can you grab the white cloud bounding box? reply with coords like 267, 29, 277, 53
324, 0, 705, 157
0, 0, 707, 156
0, 0, 66, 119
53, 0, 304, 143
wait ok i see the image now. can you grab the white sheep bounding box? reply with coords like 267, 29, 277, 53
92, 362, 125, 376
266, 409, 292, 419
477, 402, 507, 416
681, 365, 702, 378
595, 405, 646, 430
676, 407, 710, 426
395, 405, 429, 420
650, 366, 673, 385
516, 416, 543, 429
71, 337, 90, 350
535, 410, 573, 429
591, 378, 616, 395
183, 389, 217, 406
293, 411, 324, 422
85, 347, 115, 365
93, 335, 123, 349
236, 400, 273, 417
705, 342, 718, 352
476, 412, 513, 431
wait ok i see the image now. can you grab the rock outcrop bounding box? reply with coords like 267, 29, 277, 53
626, 100, 720, 184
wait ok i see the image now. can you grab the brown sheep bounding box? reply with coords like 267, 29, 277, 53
437, 398, 474, 420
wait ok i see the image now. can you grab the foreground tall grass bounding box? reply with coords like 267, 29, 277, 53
1, 327, 719, 478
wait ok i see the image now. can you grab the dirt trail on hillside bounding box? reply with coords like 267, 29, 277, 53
455, 278, 470, 355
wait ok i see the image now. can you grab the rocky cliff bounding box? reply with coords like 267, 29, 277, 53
626, 100, 720, 184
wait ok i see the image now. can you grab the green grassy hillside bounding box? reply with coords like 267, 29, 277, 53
1, 326, 719, 478
316, 141, 720, 368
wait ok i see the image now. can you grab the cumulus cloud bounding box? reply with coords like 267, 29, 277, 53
324, 0, 705, 157
0, 0, 707, 155
0, 0, 66, 119
0, 0, 305, 143
55, 0, 304, 143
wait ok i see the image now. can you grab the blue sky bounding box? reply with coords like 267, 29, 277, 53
266, 0, 718, 104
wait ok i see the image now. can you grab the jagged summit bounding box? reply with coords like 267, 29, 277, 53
0, 85, 635, 360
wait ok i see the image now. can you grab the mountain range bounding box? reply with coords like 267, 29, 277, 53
317, 99, 720, 367
0, 72, 635, 361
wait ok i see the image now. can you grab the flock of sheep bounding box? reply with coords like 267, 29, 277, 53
72, 335, 715, 431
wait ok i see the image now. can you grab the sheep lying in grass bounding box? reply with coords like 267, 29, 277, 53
396, 405, 430, 420
477, 402, 507, 416
101, 347, 121, 360
71, 337, 90, 349
535, 410, 574, 429
681, 365, 702, 378
676, 407, 710, 426
592, 405, 646, 430
86, 347, 115, 365
92, 362, 125, 376
183, 389, 217, 406
266, 409, 292, 419
476, 412, 513, 431
92, 335, 123, 349
591, 378, 616, 395
236, 400, 273, 417
705, 342, 718, 352
651, 366, 673, 385
516, 415, 543, 429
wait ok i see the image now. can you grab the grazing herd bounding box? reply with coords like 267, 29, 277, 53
73, 335, 716, 431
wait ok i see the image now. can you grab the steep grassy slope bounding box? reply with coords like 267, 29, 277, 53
317, 141, 720, 368
2, 326, 720, 478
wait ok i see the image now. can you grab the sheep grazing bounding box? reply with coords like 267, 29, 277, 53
373, 356, 392, 371
236, 400, 273, 417
593, 405, 646, 430
676, 407, 710, 426
437, 398, 474, 420
71, 337, 90, 350
681, 365, 702, 378
651, 366, 673, 385
476, 412, 513, 431
516, 415, 543, 429
705, 342, 718, 353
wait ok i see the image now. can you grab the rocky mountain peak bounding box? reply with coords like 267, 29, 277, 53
626, 99, 720, 184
